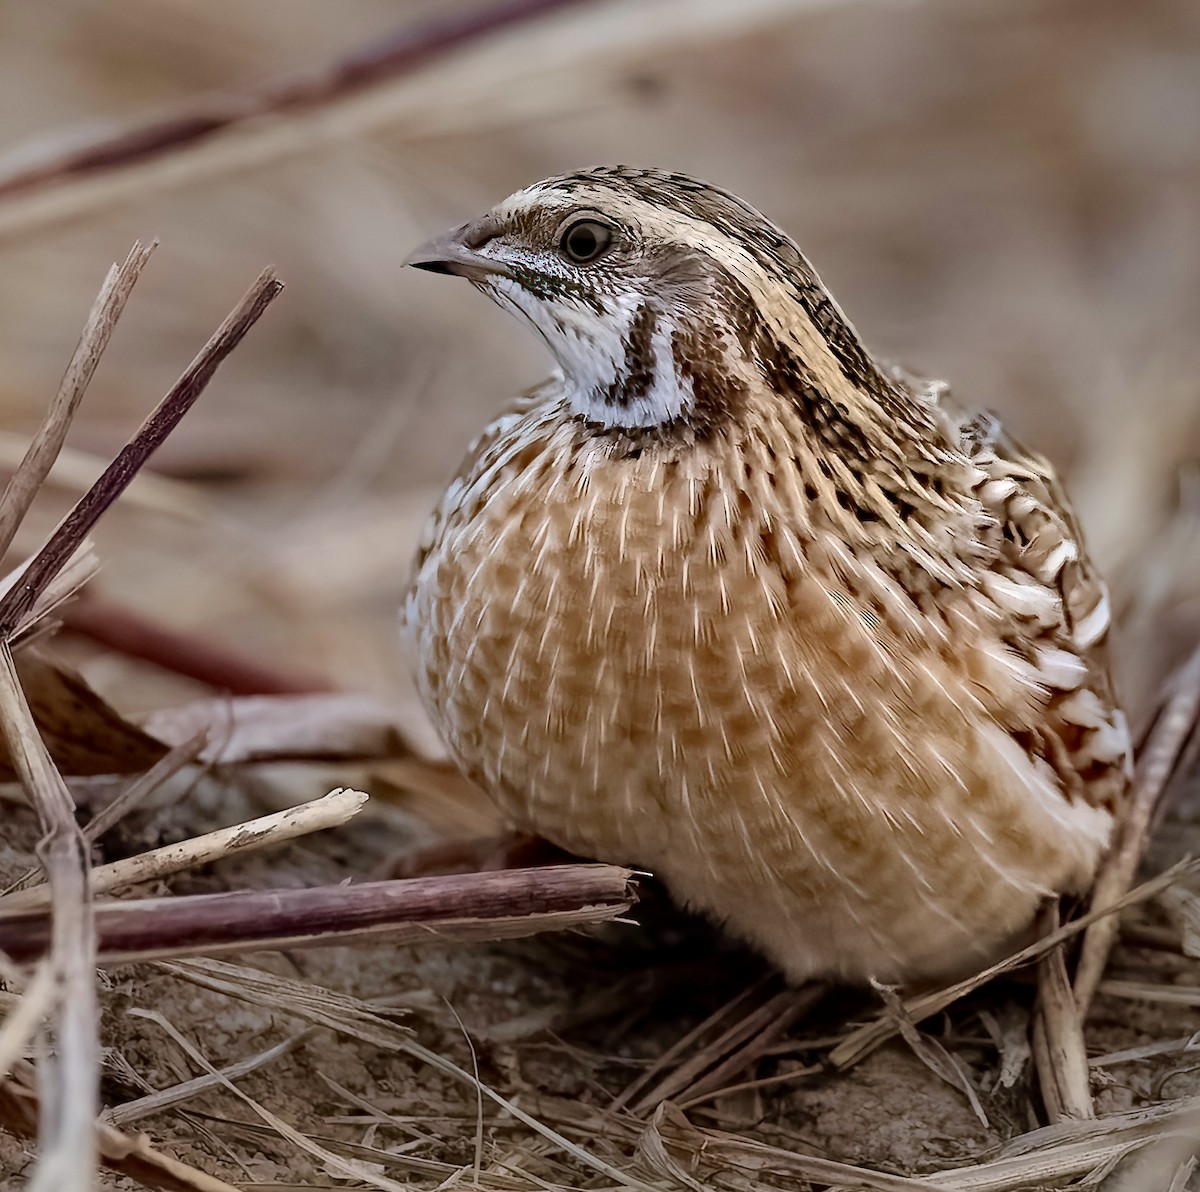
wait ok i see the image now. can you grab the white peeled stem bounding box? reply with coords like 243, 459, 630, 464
0, 787, 369, 912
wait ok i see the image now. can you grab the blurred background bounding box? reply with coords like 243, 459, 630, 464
1, 0, 1197, 730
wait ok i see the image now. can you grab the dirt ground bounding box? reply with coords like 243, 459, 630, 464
1, 0, 1200, 1187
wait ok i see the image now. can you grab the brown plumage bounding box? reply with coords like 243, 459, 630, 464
402, 166, 1130, 984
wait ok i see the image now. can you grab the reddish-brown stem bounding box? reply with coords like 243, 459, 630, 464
63, 594, 334, 696
0, 864, 637, 964
0, 0, 591, 204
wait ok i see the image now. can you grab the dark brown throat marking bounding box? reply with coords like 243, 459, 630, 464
600, 301, 657, 410
586, 305, 746, 453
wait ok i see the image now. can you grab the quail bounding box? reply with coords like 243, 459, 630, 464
401, 167, 1130, 985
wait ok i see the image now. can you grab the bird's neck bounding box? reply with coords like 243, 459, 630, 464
557, 298, 704, 430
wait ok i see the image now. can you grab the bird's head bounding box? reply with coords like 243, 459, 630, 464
407, 166, 905, 437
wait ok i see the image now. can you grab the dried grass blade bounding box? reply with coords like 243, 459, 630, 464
872, 980, 990, 1127
0, 1074, 247, 1192
0, 240, 155, 563
131, 1009, 416, 1192
159, 957, 657, 1191
924, 1095, 1200, 1191
829, 857, 1200, 1071
80, 728, 209, 845
639, 984, 824, 1115
646, 1104, 945, 1192
106, 1029, 314, 1127
0, 267, 284, 638
611, 975, 772, 1111
0, 538, 98, 648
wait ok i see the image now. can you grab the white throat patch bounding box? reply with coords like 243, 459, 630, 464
490, 279, 694, 430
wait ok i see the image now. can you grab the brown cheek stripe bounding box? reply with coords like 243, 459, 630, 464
600, 301, 657, 409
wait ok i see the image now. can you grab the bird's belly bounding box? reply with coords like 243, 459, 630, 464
408, 485, 1112, 983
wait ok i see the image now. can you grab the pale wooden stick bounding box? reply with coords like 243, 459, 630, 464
1032, 904, 1093, 1121
0, 642, 98, 1191
0, 240, 156, 563
2, 730, 207, 897
0, 787, 369, 911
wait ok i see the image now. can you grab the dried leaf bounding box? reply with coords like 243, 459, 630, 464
0, 649, 166, 780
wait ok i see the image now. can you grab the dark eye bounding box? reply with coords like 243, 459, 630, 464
559, 219, 612, 264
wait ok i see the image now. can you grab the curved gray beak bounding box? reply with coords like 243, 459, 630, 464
405, 221, 509, 281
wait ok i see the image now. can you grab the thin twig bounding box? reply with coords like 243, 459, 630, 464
0, 864, 637, 964
871, 980, 990, 1127
632, 985, 821, 1115
670, 984, 826, 1112
0, 642, 98, 1191
0, 429, 207, 521
548, 1096, 942, 1192
0, 787, 369, 912
0, 267, 284, 638
80, 729, 209, 845
0, 259, 281, 1188
611, 976, 772, 1112
0, 240, 156, 563
0, 539, 98, 649
1075, 642, 1200, 1013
